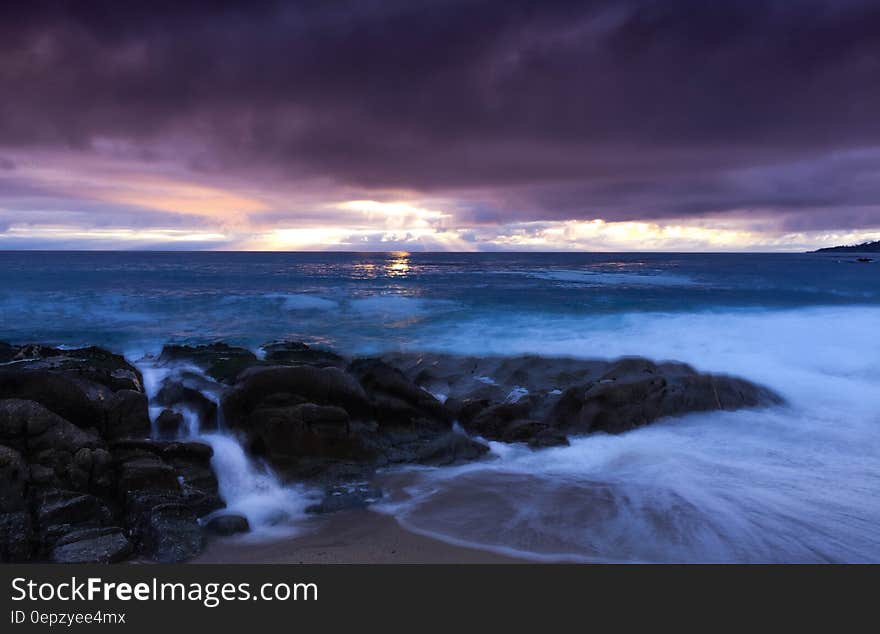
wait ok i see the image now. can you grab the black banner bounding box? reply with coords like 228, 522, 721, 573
0, 564, 873, 631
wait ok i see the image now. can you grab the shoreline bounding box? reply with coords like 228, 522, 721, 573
194, 510, 528, 564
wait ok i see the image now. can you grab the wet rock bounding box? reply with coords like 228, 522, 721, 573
204, 513, 250, 535
262, 341, 346, 368
414, 432, 490, 466
350, 358, 450, 427
155, 409, 184, 439
177, 487, 225, 518
0, 511, 33, 561
550, 358, 783, 434
0, 340, 787, 562
223, 365, 372, 424
387, 352, 782, 439
109, 438, 168, 462
155, 380, 218, 431
0, 346, 226, 562
118, 457, 181, 494
0, 445, 27, 512
0, 370, 106, 432
145, 503, 205, 563
34, 490, 112, 530
159, 343, 258, 383
501, 419, 552, 443
528, 428, 570, 448
461, 401, 532, 439
162, 441, 219, 494
238, 402, 368, 470
105, 389, 151, 440
50, 527, 132, 563
0, 345, 143, 392
110, 439, 218, 501
0, 399, 45, 445
46, 347, 144, 393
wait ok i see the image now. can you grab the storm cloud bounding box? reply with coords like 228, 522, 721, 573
1, 0, 880, 248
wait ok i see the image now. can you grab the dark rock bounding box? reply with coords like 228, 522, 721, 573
0, 511, 33, 561
0, 370, 106, 432
550, 358, 782, 434
118, 457, 181, 494
462, 401, 532, 439
454, 398, 491, 425
414, 432, 490, 466
0, 398, 42, 443
155, 409, 184, 439
110, 439, 218, 501
0, 344, 228, 562
45, 347, 144, 393
123, 490, 212, 561
34, 490, 111, 528
204, 513, 250, 535
162, 442, 218, 494
28, 464, 54, 486
50, 527, 132, 563
0, 445, 28, 512
239, 402, 369, 469
0, 346, 146, 440
159, 343, 258, 383
0, 342, 15, 364
501, 419, 552, 443
109, 438, 169, 462
145, 503, 204, 563
262, 341, 346, 368
306, 483, 383, 514
0, 345, 143, 392
528, 428, 570, 448
155, 380, 218, 431
85, 448, 115, 496
177, 487, 225, 518
350, 358, 450, 427
223, 365, 372, 424
162, 440, 214, 461
386, 352, 782, 439
0, 399, 101, 468
105, 389, 151, 439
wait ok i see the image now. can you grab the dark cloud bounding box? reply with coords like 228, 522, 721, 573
1, 0, 880, 231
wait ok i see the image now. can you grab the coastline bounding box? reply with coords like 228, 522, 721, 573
194, 510, 527, 564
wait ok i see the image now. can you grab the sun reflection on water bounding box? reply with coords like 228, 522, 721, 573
385, 252, 411, 277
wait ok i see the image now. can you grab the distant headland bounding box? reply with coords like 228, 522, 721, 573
811, 240, 880, 253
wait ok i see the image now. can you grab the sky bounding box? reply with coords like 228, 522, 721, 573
2, 0, 880, 252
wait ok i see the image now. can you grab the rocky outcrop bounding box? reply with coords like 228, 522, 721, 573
220, 349, 486, 480
219, 343, 780, 480
154, 378, 218, 431
204, 513, 250, 536
158, 343, 257, 384
1, 339, 784, 563
384, 352, 783, 441
0, 343, 223, 563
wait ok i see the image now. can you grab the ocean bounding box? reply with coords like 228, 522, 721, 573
2, 251, 879, 562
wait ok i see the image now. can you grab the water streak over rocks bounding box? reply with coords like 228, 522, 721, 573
0, 344, 222, 563
0, 339, 782, 562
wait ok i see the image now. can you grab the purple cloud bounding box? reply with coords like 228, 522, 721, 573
1, 0, 879, 246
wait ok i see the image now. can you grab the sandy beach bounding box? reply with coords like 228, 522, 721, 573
194, 510, 525, 564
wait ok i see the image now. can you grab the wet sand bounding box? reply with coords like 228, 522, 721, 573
194, 510, 526, 564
